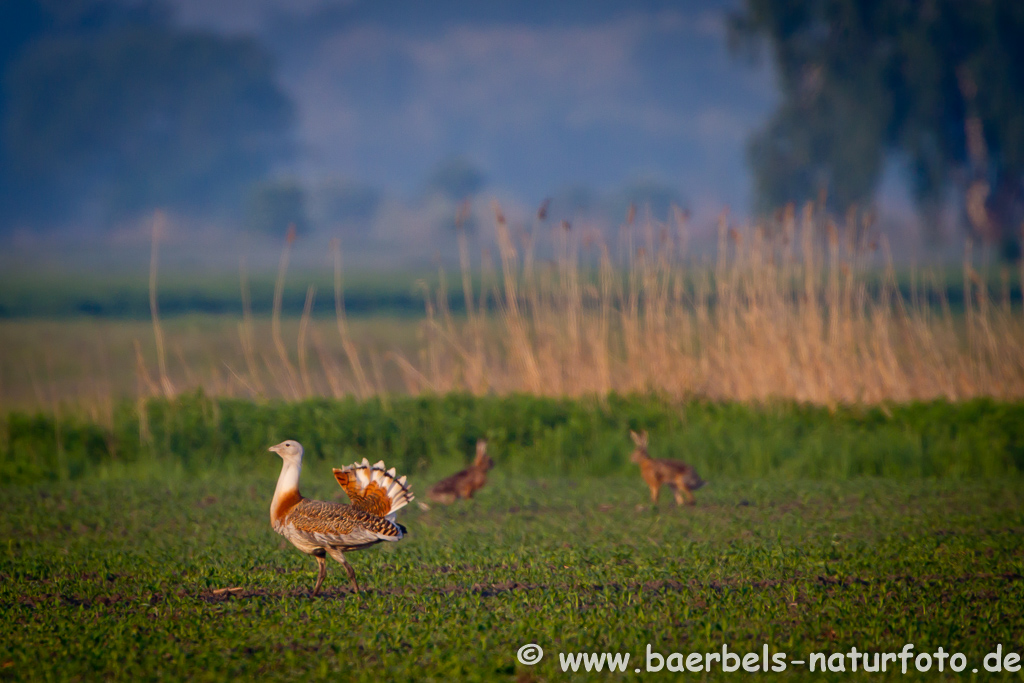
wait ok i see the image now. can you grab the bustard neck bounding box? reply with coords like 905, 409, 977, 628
271, 459, 302, 524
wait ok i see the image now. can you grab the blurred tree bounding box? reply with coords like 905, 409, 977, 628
618, 177, 686, 222
425, 156, 486, 201
0, 0, 168, 225
552, 185, 598, 215
0, 1, 167, 98
314, 179, 381, 225
244, 180, 308, 236
0, 0, 294, 228
732, 0, 1024, 259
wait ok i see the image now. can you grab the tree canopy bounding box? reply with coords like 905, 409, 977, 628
425, 157, 486, 202
732, 0, 1024, 258
0, 0, 294, 229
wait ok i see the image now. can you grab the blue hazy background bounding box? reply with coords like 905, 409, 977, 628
2, 0, 1022, 268
171, 0, 774, 208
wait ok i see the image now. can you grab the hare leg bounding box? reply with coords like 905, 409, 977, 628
648, 483, 661, 505
681, 485, 695, 505
673, 486, 685, 506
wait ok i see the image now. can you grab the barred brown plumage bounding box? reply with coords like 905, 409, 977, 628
268, 440, 414, 596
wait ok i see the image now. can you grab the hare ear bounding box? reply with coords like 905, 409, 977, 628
476, 439, 488, 456
630, 430, 643, 446
640, 430, 649, 447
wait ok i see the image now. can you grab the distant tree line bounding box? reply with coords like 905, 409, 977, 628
0, 0, 294, 230
732, 0, 1024, 260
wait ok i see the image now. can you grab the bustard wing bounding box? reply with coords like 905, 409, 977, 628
281, 499, 404, 550
333, 459, 414, 519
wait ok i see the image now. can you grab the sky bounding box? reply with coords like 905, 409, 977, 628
166, 0, 778, 216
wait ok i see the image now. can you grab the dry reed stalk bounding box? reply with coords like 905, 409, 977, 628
493, 202, 542, 393
202, 363, 231, 398
456, 201, 477, 322
133, 339, 160, 397
455, 206, 488, 393
417, 279, 442, 391
423, 202, 1020, 403
297, 284, 317, 397
172, 344, 197, 390
556, 221, 582, 390
90, 334, 115, 427
27, 200, 1024, 412
390, 351, 433, 393
435, 269, 462, 392
310, 326, 345, 399
430, 269, 487, 393
238, 255, 265, 396
271, 224, 301, 399
369, 349, 389, 409
222, 359, 261, 397
149, 211, 174, 398
258, 349, 290, 399
593, 243, 614, 393
332, 239, 372, 399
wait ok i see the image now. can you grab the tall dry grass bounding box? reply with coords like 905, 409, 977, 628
32, 203, 1024, 414
398, 200, 1024, 403
423, 200, 1024, 403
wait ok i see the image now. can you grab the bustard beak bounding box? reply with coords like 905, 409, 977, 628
268, 445, 280, 454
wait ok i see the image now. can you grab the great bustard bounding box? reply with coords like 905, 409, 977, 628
268, 440, 414, 595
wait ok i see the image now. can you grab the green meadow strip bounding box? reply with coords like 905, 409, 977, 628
2, 394, 1022, 484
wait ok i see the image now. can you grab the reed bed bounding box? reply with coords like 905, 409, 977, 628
6, 203, 1024, 415
372, 201, 1024, 404
418, 201, 1024, 404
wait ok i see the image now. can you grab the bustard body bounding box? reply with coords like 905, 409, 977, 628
269, 440, 414, 595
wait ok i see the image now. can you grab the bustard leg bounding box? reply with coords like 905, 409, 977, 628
313, 555, 327, 596
340, 555, 360, 593
328, 548, 360, 593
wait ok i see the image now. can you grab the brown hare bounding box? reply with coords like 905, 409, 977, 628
629, 430, 704, 506
428, 439, 494, 504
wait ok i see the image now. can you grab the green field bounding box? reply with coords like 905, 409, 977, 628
2, 395, 1023, 680
0, 315, 424, 411
2, 476, 1022, 681
0, 269, 442, 319
5, 395, 1024, 485
0, 266, 1017, 319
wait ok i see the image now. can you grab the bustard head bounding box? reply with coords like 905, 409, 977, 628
269, 440, 304, 464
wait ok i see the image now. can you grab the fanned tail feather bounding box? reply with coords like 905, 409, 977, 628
333, 458, 415, 519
